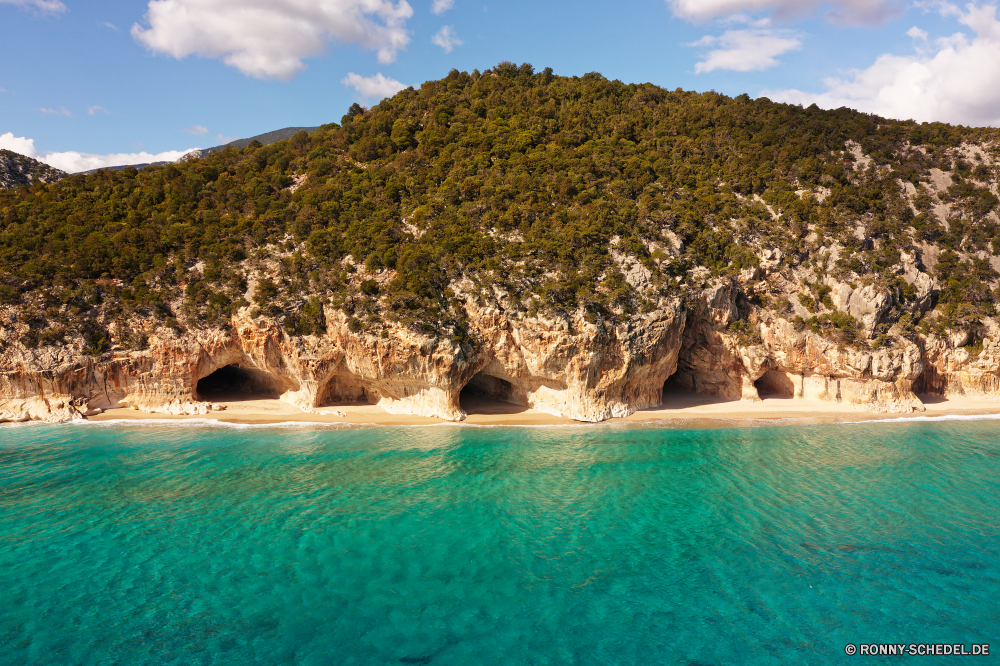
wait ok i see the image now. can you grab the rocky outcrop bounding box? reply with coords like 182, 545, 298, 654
3, 276, 1000, 424
667, 282, 927, 413
462, 301, 686, 421
755, 319, 925, 412
0, 149, 66, 189
915, 334, 1000, 397
0, 299, 687, 424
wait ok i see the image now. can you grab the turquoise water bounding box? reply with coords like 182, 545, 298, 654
1, 420, 998, 665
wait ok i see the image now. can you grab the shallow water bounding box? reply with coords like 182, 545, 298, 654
1, 420, 998, 665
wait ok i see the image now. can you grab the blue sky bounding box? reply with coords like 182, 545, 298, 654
1, 0, 995, 172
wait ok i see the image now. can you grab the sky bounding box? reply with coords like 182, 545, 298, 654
1, 0, 999, 173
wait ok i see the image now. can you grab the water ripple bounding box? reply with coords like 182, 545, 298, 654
1, 422, 998, 665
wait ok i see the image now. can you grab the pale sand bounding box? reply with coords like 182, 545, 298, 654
87, 391, 1000, 428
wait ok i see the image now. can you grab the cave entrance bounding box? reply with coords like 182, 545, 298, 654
315, 373, 376, 407
660, 371, 729, 408
196, 365, 280, 402
662, 370, 694, 399
754, 370, 795, 399
460, 372, 525, 415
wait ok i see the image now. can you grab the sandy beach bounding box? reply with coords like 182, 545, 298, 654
87, 390, 1000, 428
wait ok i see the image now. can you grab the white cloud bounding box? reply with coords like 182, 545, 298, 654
341, 72, 408, 99
184, 124, 209, 136
431, 25, 462, 52
0, 133, 38, 156
99, 21, 120, 31
765, 3, 1000, 127
131, 0, 414, 80
907, 25, 929, 41
38, 106, 72, 117
0, 132, 199, 173
667, 0, 903, 25
0, 0, 66, 14
691, 27, 801, 72
431, 0, 453, 14
88, 106, 110, 115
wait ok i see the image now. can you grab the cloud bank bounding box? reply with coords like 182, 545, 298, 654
766, 3, 1000, 127
341, 72, 408, 99
0, 132, 197, 174
132, 0, 414, 80
668, 0, 903, 25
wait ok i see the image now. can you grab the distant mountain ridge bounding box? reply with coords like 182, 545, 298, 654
80, 126, 320, 174
0, 150, 67, 189
198, 126, 321, 155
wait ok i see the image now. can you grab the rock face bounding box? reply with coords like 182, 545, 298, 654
667, 283, 926, 413
0, 150, 66, 189
0, 300, 687, 423
915, 335, 1000, 397
2, 278, 998, 424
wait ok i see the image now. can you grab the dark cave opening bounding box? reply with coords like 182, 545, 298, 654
661, 370, 696, 403
196, 365, 280, 402
315, 376, 374, 406
460, 372, 525, 415
754, 370, 795, 398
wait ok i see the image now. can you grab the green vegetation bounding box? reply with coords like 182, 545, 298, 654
794, 311, 861, 346
1, 63, 999, 350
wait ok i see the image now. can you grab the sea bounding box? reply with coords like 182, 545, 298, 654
1, 418, 998, 665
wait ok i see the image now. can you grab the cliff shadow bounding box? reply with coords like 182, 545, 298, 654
754, 370, 795, 399
460, 372, 529, 416
658, 385, 736, 409
912, 364, 946, 396
315, 373, 378, 407
196, 364, 282, 403
661, 368, 741, 407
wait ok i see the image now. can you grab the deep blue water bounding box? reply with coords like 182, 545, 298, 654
1, 419, 999, 665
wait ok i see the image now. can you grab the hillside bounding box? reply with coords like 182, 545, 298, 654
0, 149, 66, 189
2, 63, 1000, 423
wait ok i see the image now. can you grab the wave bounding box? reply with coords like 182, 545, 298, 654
72, 418, 598, 431
71, 418, 372, 431
26, 409, 1000, 432
848, 413, 1000, 425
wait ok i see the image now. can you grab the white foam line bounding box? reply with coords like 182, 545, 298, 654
0, 420, 43, 430
405, 421, 590, 429
72, 418, 593, 431
71, 418, 370, 430
846, 413, 1000, 425
25, 411, 1000, 432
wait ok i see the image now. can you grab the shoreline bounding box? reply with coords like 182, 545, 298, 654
73, 393, 1000, 430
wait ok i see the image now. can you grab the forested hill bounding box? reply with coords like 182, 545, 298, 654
2, 63, 1000, 353
0, 150, 66, 189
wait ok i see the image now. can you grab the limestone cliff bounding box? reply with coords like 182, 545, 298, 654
0, 298, 687, 423
2, 273, 997, 424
